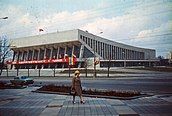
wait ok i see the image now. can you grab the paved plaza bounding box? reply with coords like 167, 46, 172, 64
0, 87, 172, 116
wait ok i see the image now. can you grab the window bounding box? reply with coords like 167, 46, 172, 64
85, 37, 88, 44
90, 39, 93, 48
80, 35, 82, 39
88, 38, 90, 46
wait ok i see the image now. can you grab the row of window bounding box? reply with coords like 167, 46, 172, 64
80, 35, 144, 60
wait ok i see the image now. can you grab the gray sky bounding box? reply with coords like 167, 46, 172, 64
0, 0, 172, 57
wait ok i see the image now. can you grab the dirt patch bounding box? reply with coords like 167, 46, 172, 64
0, 81, 27, 89
0, 81, 5, 89
129, 67, 172, 72
37, 84, 141, 98
59, 69, 138, 74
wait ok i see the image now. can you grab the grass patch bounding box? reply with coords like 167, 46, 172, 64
129, 67, 172, 72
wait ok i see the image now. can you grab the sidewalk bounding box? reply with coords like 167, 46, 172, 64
0, 87, 172, 116
41, 97, 139, 116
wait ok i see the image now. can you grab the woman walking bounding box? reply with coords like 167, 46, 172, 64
71, 70, 85, 104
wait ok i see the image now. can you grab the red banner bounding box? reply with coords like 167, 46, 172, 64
6, 55, 77, 65
6, 58, 77, 65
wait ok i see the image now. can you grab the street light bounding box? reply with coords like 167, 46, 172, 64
0, 17, 8, 19
93, 31, 103, 79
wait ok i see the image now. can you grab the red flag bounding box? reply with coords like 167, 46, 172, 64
39, 29, 44, 32
72, 54, 76, 58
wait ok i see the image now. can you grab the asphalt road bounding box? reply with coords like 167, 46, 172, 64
1, 72, 172, 95
30, 77, 172, 94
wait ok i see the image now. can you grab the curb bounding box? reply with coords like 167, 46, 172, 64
33, 90, 150, 100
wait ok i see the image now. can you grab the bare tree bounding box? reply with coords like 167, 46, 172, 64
157, 55, 164, 60
0, 35, 12, 75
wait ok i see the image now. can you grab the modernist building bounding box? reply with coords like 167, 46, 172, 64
8, 29, 156, 69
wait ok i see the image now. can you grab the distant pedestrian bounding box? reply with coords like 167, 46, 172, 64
71, 70, 85, 104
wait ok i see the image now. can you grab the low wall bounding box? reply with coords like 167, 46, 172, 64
1, 69, 62, 77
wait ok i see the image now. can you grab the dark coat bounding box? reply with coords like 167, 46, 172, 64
71, 76, 82, 96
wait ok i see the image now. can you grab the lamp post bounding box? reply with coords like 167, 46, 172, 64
93, 31, 103, 79
107, 53, 111, 77
0, 17, 8, 19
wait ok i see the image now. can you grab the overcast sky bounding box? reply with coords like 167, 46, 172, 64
0, 0, 171, 57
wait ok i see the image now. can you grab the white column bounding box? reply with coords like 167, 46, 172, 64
27, 50, 30, 61
32, 49, 35, 60
56, 47, 59, 59
72, 45, 74, 55
38, 48, 41, 60
78, 45, 84, 68
62, 46, 67, 68
79, 45, 84, 59
64, 46, 67, 58
44, 48, 47, 59
50, 47, 53, 59
20, 51, 24, 61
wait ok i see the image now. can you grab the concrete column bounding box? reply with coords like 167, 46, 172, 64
62, 46, 67, 68
12, 51, 16, 62
96, 41, 98, 54
105, 44, 107, 59
79, 45, 84, 59
38, 48, 41, 60
101, 43, 103, 58
50, 47, 53, 59
128, 50, 131, 60
21, 51, 25, 61
100, 42, 102, 57
78, 45, 84, 68
30, 50, 33, 61
57, 47, 59, 59
64, 46, 67, 58
115, 46, 118, 60
19, 51, 22, 61
113, 46, 115, 60
44, 48, 47, 59
26, 50, 29, 60
32, 49, 35, 60
16, 51, 19, 61
97, 42, 99, 55
112, 46, 114, 60
111, 45, 113, 60
103, 43, 105, 59
20, 51, 24, 61
72, 45, 74, 55
117, 48, 119, 60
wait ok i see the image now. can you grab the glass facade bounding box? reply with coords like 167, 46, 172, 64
80, 34, 145, 60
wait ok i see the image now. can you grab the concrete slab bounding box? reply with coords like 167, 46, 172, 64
113, 106, 139, 116
0, 87, 172, 116
47, 100, 64, 107
54, 95, 67, 100
161, 96, 172, 103
107, 99, 125, 106
0, 100, 11, 106
39, 107, 61, 116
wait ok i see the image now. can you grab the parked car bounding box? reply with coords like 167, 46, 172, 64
10, 76, 34, 85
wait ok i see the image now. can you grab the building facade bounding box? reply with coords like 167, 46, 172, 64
8, 29, 156, 69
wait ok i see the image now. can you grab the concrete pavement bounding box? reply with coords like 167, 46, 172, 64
0, 87, 172, 116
